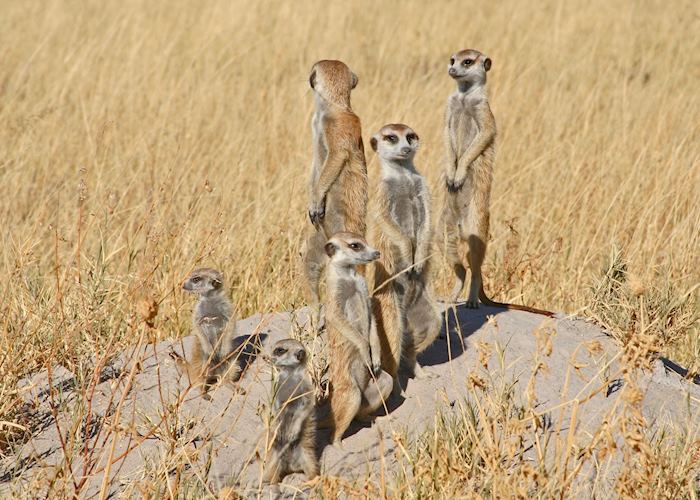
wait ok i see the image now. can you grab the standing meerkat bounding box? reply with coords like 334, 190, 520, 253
302, 60, 368, 310
368, 124, 441, 384
442, 49, 553, 316
324, 232, 393, 445
180, 268, 242, 396
262, 339, 318, 484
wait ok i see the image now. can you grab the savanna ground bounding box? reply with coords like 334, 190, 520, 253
1, 0, 699, 497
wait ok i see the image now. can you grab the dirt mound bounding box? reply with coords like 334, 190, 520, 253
3, 305, 698, 497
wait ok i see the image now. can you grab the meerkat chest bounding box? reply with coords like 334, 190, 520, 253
384, 175, 424, 238
448, 97, 480, 153
334, 277, 370, 335
196, 299, 230, 340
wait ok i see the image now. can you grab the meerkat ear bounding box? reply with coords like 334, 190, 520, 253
324, 241, 337, 257
351, 72, 358, 89
483, 58, 492, 72
212, 278, 222, 289
309, 70, 316, 89
370, 136, 378, 152
295, 349, 306, 362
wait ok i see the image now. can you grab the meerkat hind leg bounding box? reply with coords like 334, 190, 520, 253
466, 234, 487, 309
356, 370, 394, 420
445, 229, 467, 303
330, 386, 362, 446
301, 229, 327, 318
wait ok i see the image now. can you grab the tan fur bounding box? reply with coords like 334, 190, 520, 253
302, 60, 368, 310
262, 339, 318, 483
323, 232, 393, 445
441, 50, 553, 316
179, 268, 242, 398
368, 124, 441, 387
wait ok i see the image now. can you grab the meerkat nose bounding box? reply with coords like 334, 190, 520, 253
448, 67, 457, 76
401, 147, 411, 155
372, 250, 380, 259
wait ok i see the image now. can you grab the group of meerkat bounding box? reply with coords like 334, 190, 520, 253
301, 51, 553, 450
176, 49, 554, 485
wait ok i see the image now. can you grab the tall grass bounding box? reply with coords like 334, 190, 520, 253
1, 0, 698, 492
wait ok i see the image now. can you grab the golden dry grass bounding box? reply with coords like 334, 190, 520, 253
1, 0, 699, 494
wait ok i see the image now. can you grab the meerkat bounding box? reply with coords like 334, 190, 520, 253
301, 60, 368, 312
368, 124, 442, 384
442, 49, 554, 316
262, 339, 318, 484
180, 268, 242, 396
324, 232, 393, 445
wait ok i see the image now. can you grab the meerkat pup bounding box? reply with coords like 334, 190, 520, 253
180, 268, 241, 396
368, 124, 442, 384
442, 49, 553, 316
302, 60, 368, 311
262, 339, 318, 484
324, 232, 393, 445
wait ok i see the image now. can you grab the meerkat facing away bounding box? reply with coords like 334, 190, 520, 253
301, 60, 368, 311
442, 49, 553, 316
324, 232, 393, 445
180, 268, 242, 396
368, 124, 442, 384
262, 339, 318, 484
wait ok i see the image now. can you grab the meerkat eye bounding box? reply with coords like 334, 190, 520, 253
450, 57, 455, 65
385, 134, 398, 144
463, 59, 473, 66
192, 277, 201, 283
349, 242, 361, 250
273, 347, 285, 356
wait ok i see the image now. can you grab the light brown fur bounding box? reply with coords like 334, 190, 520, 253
323, 232, 393, 445
368, 125, 441, 387
441, 50, 553, 316
178, 268, 242, 398
262, 339, 318, 483
302, 60, 368, 310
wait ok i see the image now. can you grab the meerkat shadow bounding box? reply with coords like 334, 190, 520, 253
232, 332, 268, 373
418, 304, 504, 367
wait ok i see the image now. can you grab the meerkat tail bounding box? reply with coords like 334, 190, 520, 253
478, 283, 554, 317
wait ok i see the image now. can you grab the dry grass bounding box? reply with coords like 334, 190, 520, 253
1, 0, 699, 496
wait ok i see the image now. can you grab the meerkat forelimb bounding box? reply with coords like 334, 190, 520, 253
262, 339, 318, 484
368, 124, 442, 385
301, 60, 368, 311
181, 268, 242, 397
323, 232, 393, 445
441, 50, 554, 316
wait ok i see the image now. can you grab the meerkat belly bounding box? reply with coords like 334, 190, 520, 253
449, 110, 479, 158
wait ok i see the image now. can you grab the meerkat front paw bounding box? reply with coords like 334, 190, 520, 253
308, 197, 326, 226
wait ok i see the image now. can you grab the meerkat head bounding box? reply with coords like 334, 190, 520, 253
270, 339, 307, 370
370, 123, 420, 163
309, 60, 358, 107
448, 49, 491, 85
324, 232, 380, 267
182, 268, 224, 297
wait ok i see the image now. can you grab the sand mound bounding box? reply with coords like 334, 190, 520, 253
3, 305, 698, 497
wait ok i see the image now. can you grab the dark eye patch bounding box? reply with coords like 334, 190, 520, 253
450, 57, 455, 65
384, 134, 398, 144
463, 59, 473, 66
407, 133, 418, 143
192, 276, 202, 283
273, 347, 286, 356
349, 242, 362, 250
